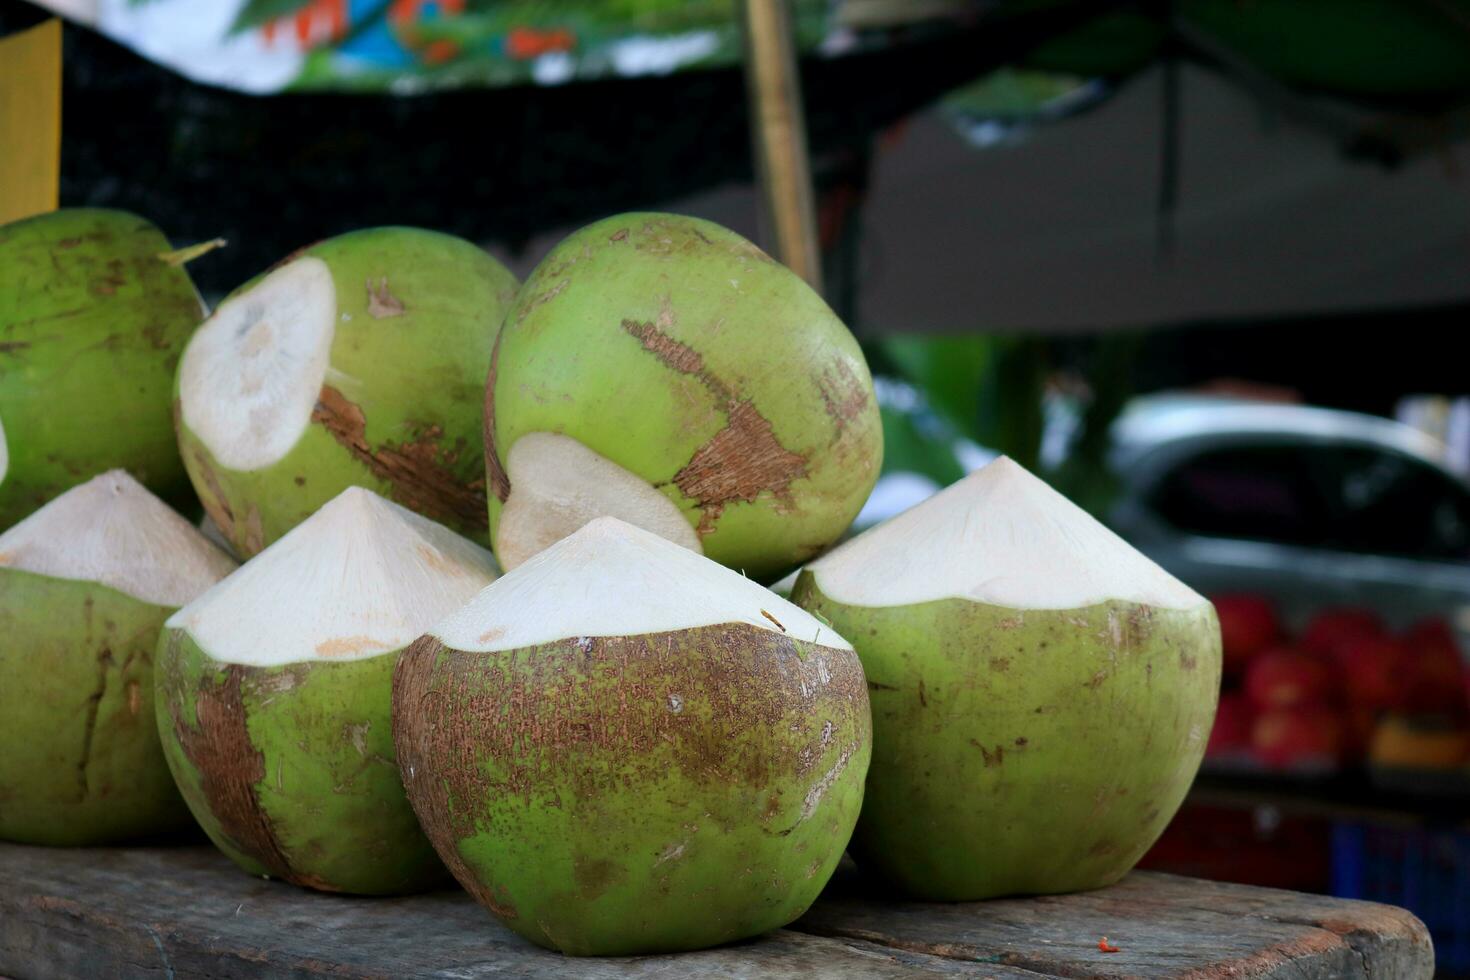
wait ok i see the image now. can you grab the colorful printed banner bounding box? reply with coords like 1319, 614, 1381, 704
32, 0, 844, 93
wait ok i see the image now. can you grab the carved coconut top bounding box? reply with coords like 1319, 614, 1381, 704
0, 469, 237, 607
434, 516, 851, 653
167, 486, 497, 666
806, 456, 1207, 611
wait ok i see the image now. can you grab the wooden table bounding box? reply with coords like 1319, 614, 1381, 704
0, 843, 1434, 979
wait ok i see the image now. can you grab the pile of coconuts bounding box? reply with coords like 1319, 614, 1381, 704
0, 206, 1221, 957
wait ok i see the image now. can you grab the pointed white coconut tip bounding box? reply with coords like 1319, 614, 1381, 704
806, 456, 1207, 611
178, 255, 336, 471
168, 486, 499, 667
434, 516, 851, 654
0, 470, 238, 607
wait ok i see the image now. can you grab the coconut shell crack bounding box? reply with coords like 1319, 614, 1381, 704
73, 646, 114, 801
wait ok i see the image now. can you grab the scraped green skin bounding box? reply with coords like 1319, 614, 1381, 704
486, 213, 882, 581
393, 625, 871, 955
0, 569, 192, 844
0, 209, 202, 529
155, 628, 444, 894
176, 227, 517, 557
793, 574, 1220, 899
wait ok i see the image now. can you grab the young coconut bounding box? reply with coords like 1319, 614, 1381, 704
791, 456, 1221, 900
0, 209, 204, 529
393, 517, 870, 956
155, 486, 498, 894
485, 213, 882, 581
175, 227, 517, 558
0, 470, 237, 845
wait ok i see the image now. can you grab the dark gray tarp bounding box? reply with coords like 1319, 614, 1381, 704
493, 62, 1470, 335
854, 64, 1470, 334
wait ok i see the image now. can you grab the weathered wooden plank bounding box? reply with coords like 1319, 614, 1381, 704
0, 844, 1434, 979
797, 866, 1435, 979
0, 845, 989, 980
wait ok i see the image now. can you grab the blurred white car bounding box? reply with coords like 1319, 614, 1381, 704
1107, 396, 1470, 632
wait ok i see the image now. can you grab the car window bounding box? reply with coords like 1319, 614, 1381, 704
1148, 446, 1328, 548
1321, 447, 1470, 561
1147, 444, 1470, 561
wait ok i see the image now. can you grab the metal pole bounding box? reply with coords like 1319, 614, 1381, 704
739, 0, 824, 293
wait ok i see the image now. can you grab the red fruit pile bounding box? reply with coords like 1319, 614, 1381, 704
1206, 595, 1470, 773
1214, 594, 1281, 673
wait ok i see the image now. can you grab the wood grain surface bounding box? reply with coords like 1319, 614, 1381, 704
0, 844, 1434, 979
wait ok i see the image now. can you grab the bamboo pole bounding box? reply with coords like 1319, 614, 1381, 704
0, 20, 62, 225
739, 0, 824, 293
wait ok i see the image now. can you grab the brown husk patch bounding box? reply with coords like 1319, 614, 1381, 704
169, 664, 294, 882
312, 386, 486, 533
392, 623, 868, 910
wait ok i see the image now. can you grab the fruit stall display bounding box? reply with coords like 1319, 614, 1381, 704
1206, 595, 1470, 782
1145, 593, 1470, 975
8, 4, 1470, 971
1, 207, 1226, 959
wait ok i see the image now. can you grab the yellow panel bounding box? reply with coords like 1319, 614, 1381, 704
0, 19, 62, 225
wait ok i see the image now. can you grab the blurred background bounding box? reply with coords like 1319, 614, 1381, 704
2, 0, 1468, 972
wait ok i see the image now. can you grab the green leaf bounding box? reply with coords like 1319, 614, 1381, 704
877, 405, 966, 487
976, 336, 1046, 472
879, 335, 992, 444
1048, 333, 1140, 518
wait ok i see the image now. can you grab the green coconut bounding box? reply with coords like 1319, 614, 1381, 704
155, 486, 498, 894
0, 470, 237, 845
0, 208, 204, 530
393, 517, 870, 956
791, 456, 1221, 900
174, 227, 517, 559
484, 213, 882, 581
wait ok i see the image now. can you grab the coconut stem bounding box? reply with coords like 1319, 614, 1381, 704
158, 238, 228, 266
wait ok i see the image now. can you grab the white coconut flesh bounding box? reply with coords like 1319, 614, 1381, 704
805, 456, 1207, 611
435, 516, 849, 654
177, 256, 337, 471
0, 470, 237, 607
168, 487, 498, 667
0, 411, 7, 486
496, 432, 702, 571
